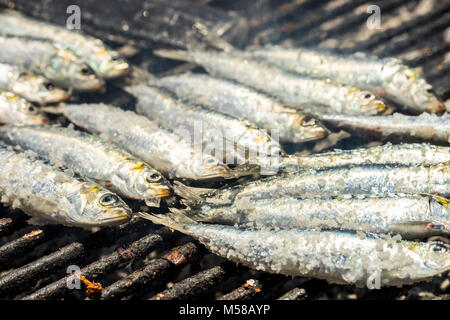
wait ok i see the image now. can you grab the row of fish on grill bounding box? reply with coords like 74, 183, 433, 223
0, 9, 449, 288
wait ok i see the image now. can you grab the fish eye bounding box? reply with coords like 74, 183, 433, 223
99, 193, 119, 206
205, 157, 217, 164
80, 66, 94, 76
426, 88, 434, 94
431, 243, 448, 253
45, 82, 55, 90
111, 55, 122, 61
364, 93, 373, 99
146, 172, 161, 183
301, 116, 317, 126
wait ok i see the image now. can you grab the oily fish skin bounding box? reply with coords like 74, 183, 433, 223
0, 146, 131, 227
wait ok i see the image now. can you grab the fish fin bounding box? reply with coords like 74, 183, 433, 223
173, 181, 214, 202
137, 208, 196, 234
40, 103, 65, 114
224, 163, 262, 179
420, 193, 449, 207
153, 49, 193, 63
119, 67, 156, 93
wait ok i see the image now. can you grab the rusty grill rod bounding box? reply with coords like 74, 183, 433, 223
217, 279, 262, 300
24, 227, 174, 300
150, 263, 234, 300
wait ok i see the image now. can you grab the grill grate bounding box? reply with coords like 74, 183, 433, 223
0, 0, 449, 300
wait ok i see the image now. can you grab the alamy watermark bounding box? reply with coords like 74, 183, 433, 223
66, 5, 81, 30
366, 5, 381, 30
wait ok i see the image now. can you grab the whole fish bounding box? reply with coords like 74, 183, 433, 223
0, 63, 68, 104
0, 91, 49, 125
154, 49, 387, 116
153, 73, 328, 144
184, 164, 449, 204
126, 84, 283, 163
0, 36, 104, 91
315, 113, 450, 144
0, 125, 172, 201
244, 46, 445, 114
0, 145, 132, 227
279, 143, 450, 172
142, 210, 450, 287
0, 10, 129, 79
50, 103, 235, 181
177, 194, 450, 240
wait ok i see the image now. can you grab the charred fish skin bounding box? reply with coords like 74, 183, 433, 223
145, 211, 450, 287
244, 46, 445, 114
0, 145, 131, 227
0, 63, 68, 104
0, 125, 172, 201
127, 84, 283, 160
201, 164, 450, 204
154, 49, 387, 116
0, 91, 49, 125
187, 195, 450, 240
153, 73, 327, 144
0, 10, 129, 79
316, 113, 450, 144
57, 103, 231, 181
279, 143, 450, 172
0, 36, 104, 91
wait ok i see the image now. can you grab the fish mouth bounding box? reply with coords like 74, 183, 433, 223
375, 102, 387, 113
147, 187, 172, 199
103, 62, 130, 79
425, 100, 446, 115
101, 208, 132, 226
45, 89, 70, 104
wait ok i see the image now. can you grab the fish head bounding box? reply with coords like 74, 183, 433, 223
1, 92, 49, 125
187, 154, 230, 180
291, 115, 329, 143
12, 74, 69, 105
429, 195, 450, 232
92, 47, 130, 79
413, 241, 450, 277
348, 89, 387, 115
71, 183, 132, 226
47, 50, 105, 91
389, 67, 445, 114
126, 162, 172, 200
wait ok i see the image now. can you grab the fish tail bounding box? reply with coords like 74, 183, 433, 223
173, 181, 213, 202
40, 103, 65, 114
137, 208, 196, 234
224, 163, 262, 179
153, 49, 193, 63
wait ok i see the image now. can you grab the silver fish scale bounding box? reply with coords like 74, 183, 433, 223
184, 223, 450, 287
0, 91, 48, 125
155, 49, 386, 115
129, 84, 282, 160
244, 47, 445, 114
0, 146, 130, 227
0, 10, 128, 79
317, 113, 450, 144
195, 195, 450, 238
0, 36, 103, 91
59, 104, 230, 180
0, 63, 68, 105
205, 164, 449, 203
280, 143, 450, 171
0, 125, 171, 200
154, 73, 326, 144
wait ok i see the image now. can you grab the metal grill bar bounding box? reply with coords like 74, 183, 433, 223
23, 227, 173, 300
217, 279, 262, 300
100, 242, 202, 300
150, 263, 232, 300
277, 287, 307, 300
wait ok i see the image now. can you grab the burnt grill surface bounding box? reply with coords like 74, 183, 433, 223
0, 0, 449, 300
